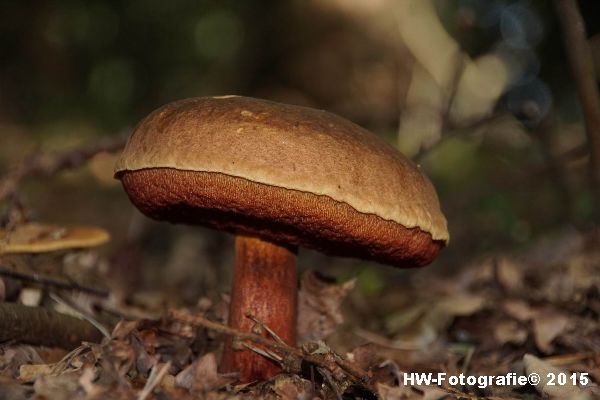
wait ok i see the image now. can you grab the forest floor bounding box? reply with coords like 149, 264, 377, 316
1, 226, 600, 399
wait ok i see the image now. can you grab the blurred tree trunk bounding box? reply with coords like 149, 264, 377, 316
554, 0, 600, 213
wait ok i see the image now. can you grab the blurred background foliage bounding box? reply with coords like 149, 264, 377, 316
1, 0, 599, 303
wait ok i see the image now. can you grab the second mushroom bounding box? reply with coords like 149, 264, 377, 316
114, 96, 448, 383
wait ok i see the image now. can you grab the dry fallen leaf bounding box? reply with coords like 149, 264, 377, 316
532, 311, 570, 354
18, 363, 53, 382
297, 271, 355, 343
502, 299, 537, 322
269, 375, 314, 400
414, 384, 451, 400
0, 346, 44, 379
385, 303, 430, 333
495, 257, 524, 293
381, 294, 486, 352
419, 294, 486, 340
347, 343, 380, 371
175, 353, 235, 392
523, 354, 585, 398
78, 366, 104, 397
494, 320, 528, 346
33, 370, 81, 400
377, 382, 417, 400
0, 376, 29, 400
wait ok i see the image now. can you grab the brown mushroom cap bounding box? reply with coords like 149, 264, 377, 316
0, 223, 110, 254
115, 96, 448, 267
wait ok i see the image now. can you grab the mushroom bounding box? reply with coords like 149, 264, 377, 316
0, 223, 110, 254
0, 223, 110, 300
114, 96, 448, 382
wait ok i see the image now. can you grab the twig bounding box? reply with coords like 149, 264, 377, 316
246, 313, 286, 345
0, 302, 102, 348
50, 293, 111, 339
138, 361, 171, 400
317, 366, 342, 400
50, 343, 91, 375
542, 351, 600, 366
169, 310, 371, 386
0, 136, 127, 204
0, 265, 109, 297
242, 342, 282, 362
554, 0, 600, 206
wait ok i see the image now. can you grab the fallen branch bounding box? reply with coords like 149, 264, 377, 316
169, 309, 371, 387
0, 265, 109, 297
0, 302, 103, 348
0, 136, 127, 204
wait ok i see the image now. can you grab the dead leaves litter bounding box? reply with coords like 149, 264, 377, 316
1, 231, 600, 398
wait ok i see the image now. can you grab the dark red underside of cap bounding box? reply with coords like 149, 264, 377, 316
118, 168, 444, 267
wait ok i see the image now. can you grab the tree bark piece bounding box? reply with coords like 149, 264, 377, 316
0, 302, 102, 348
220, 235, 297, 382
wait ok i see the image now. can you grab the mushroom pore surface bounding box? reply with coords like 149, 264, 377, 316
119, 168, 443, 267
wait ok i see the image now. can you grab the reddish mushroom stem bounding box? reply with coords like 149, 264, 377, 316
220, 235, 298, 382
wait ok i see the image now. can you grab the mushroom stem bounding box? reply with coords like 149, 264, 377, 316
220, 235, 297, 382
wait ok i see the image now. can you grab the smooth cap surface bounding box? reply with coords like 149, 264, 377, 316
115, 96, 448, 267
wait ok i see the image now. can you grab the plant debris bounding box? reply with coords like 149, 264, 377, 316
2, 224, 600, 399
